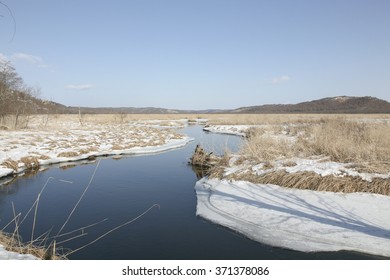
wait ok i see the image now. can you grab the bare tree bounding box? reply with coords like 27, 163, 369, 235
0, 59, 37, 128
0, 60, 23, 124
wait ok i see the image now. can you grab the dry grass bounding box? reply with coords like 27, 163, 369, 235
0, 231, 63, 259
241, 134, 295, 161
111, 144, 125, 150
205, 114, 390, 125
20, 156, 40, 170
226, 170, 390, 196
206, 115, 390, 196
57, 151, 79, 158
1, 159, 18, 171
241, 117, 390, 167
305, 119, 390, 163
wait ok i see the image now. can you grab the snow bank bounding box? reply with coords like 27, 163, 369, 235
0, 122, 193, 180
0, 245, 37, 260
203, 125, 250, 137
195, 178, 390, 257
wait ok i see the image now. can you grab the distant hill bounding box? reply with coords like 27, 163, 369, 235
65, 106, 181, 114
55, 106, 225, 114
21, 95, 390, 114
231, 96, 390, 114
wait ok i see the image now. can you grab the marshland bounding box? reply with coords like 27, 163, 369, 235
1, 113, 389, 259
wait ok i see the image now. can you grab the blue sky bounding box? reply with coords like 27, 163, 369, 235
1, 0, 389, 110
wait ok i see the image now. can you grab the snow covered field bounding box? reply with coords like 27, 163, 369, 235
0, 119, 192, 179
195, 178, 390, 257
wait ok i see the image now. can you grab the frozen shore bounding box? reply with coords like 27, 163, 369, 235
0, 123, 192, 179
203, 125, 250, 137
195, 178, 390, 257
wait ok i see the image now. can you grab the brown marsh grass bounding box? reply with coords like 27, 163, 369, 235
226, 171, 390, 196
207, 115, 390, 195
241, 117, 390, 165
0, 231, 60, 259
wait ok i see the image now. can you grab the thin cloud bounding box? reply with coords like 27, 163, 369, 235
11, 52, 49, 68
12, 53, 43, 64
0, 53, 8, 62
66, 84, 95, 91
271, 75, 291, 85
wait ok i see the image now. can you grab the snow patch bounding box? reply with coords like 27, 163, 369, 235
203, 125, 250, 137
195, 178, 390, 257
0, 137, 193, 179
0, 245, 37, 260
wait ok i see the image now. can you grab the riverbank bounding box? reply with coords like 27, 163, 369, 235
0, 116, 193, 180
194, 116, 390, 257
0, 232, 39, 260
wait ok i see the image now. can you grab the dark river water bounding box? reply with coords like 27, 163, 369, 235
0, 126, 383, 259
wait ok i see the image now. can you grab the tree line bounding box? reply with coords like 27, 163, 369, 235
0, 59, 64, 128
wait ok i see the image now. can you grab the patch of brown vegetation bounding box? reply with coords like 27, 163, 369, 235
111, 144, 124, 150
20, 156, 40, 170
224, 170, 390, 196
348, 162, 390, 175
0, 231, 64, 260
78, 147, 98, 154
57, 151, 79, 157
282, 160, 297, 167
241, 118, 390, 173
38, 155, 51, 160
1, 159, 18, 171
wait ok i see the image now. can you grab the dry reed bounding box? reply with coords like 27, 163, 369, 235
209, 116, 390, 196
226, 170, 390, 196
241, 118, 390, 168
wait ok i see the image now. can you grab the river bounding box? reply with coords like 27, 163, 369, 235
0, 126, 380, 259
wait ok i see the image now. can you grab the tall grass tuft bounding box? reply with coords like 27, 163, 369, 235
242, 118, 390, 167
306, 118, 390, 163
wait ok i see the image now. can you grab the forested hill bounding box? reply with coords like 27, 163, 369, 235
230, 96, 390, 114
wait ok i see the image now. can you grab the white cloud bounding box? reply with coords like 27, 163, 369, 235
271, 75, 291, 85
11, 53, 43, 64
66, 84, 94, 91
1, 53, 50, 69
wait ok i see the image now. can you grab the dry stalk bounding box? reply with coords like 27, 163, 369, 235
227, 170, 390, 196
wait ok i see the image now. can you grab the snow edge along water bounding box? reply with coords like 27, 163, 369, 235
0, 137, 194, 180
194, 178, 390, 258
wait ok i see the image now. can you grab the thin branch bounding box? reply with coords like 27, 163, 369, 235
31, 177, 54, 244
65, 204, 160, 257
0, 1, 16, 42
1, 212, 21, 231
57, 160, 101, 235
